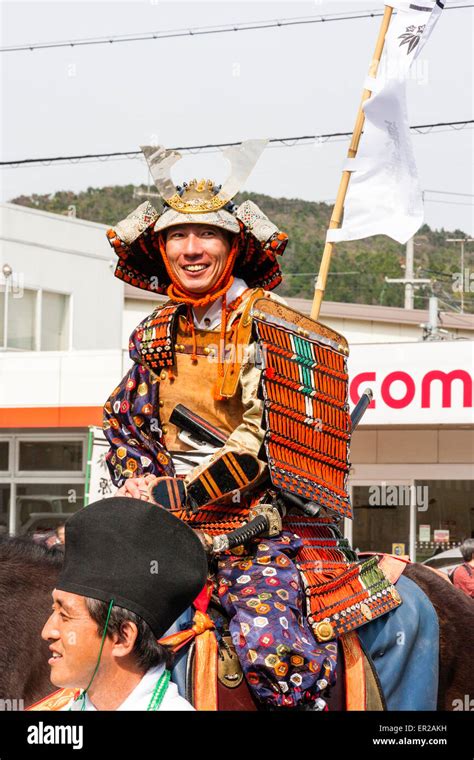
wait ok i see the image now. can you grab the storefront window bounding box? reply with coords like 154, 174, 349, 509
16, 483, 84, 536
415, 479, 473, 562
19, 441, 83, 472
0, 434, 87, 535
0, 442, 8, 470
0, 484, 10, 535
352, 484, 411, 556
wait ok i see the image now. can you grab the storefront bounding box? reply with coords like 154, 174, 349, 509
0, 433, 87, 536
346, 339, 474, 560
1, 337, 472, 557
1, 202, 472, 552
349, 474, 473, 561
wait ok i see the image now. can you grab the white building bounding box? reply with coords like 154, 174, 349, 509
1, 203, 473, 560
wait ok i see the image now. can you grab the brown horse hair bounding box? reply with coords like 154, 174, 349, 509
0, 536, 64, 568
403, 562, 474, 711
0, 537, 64, 707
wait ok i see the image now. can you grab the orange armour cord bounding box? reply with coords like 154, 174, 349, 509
211, 293, 228, 400
185, 304, 199, 363
158, 232, 240, 390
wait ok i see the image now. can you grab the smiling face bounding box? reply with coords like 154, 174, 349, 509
164, 223, 233, 294
41, 589, 111, 689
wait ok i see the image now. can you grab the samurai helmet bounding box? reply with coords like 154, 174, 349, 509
106, 140, 288, 293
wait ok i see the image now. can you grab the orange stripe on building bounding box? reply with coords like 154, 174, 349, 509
0, 407, 103, 428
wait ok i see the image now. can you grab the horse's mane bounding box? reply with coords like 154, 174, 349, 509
0, 536, 63, 569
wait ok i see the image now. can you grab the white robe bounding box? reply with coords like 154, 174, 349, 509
60, 664, 194, 711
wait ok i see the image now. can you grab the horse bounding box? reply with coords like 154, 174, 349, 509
0, 534, 472, 711
0, 537, 63, 708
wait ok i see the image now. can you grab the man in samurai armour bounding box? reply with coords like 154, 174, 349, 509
103, 141, 439, 711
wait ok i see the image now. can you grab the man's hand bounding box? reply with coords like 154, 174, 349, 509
115, 473, 156, 501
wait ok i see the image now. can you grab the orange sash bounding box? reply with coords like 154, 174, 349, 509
159, 583, 218, 711
26, 688, 79, 712
340, 632, 366, 710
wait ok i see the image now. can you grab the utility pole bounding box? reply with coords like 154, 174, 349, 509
404, 236, 414, 309
420, 295, 451, 341
385, 236, 430, 309
445, 237, 474, 314
385, 272, 431, 306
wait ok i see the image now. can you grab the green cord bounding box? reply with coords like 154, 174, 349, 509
75, 598, 115, 711
71, 599, 170, 711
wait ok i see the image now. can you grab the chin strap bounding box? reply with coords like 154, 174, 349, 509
76, 598, 115, 711
158, 233, 241, 396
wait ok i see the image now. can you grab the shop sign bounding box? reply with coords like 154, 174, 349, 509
349, 341, 473, 424
419, 525, 431, 542
85, 426, 115, 505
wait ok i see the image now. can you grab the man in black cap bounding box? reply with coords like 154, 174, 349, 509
28, 497, 207, 711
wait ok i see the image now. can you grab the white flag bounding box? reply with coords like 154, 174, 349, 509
327, 0, 444, 245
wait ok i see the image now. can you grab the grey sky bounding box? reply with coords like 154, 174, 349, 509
1, 0, 473, 235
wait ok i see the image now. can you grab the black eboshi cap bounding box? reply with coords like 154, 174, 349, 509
56, 497, 207, 638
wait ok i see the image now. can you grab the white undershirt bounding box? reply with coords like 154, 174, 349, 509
61, 664, 194, 711
191, 277, 248, 330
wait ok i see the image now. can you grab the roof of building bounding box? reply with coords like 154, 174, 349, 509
124, 284, 474, 332
1, 202, 109, 230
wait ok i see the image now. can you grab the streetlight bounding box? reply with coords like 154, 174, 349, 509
1, 263, 13, 350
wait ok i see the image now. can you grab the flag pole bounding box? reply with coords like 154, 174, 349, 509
310, 5, 394, 321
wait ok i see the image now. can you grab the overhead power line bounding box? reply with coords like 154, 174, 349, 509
424, 199, 474, 207
424, 189, 474, 197
1, 4, 473, 53
422, 188, 474, 207
1, 119, 472, 168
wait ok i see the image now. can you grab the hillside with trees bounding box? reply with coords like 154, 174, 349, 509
11, 185, 473, 312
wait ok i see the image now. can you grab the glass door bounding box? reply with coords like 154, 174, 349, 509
350, 480, 413, 557
415, 479, 474, 563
